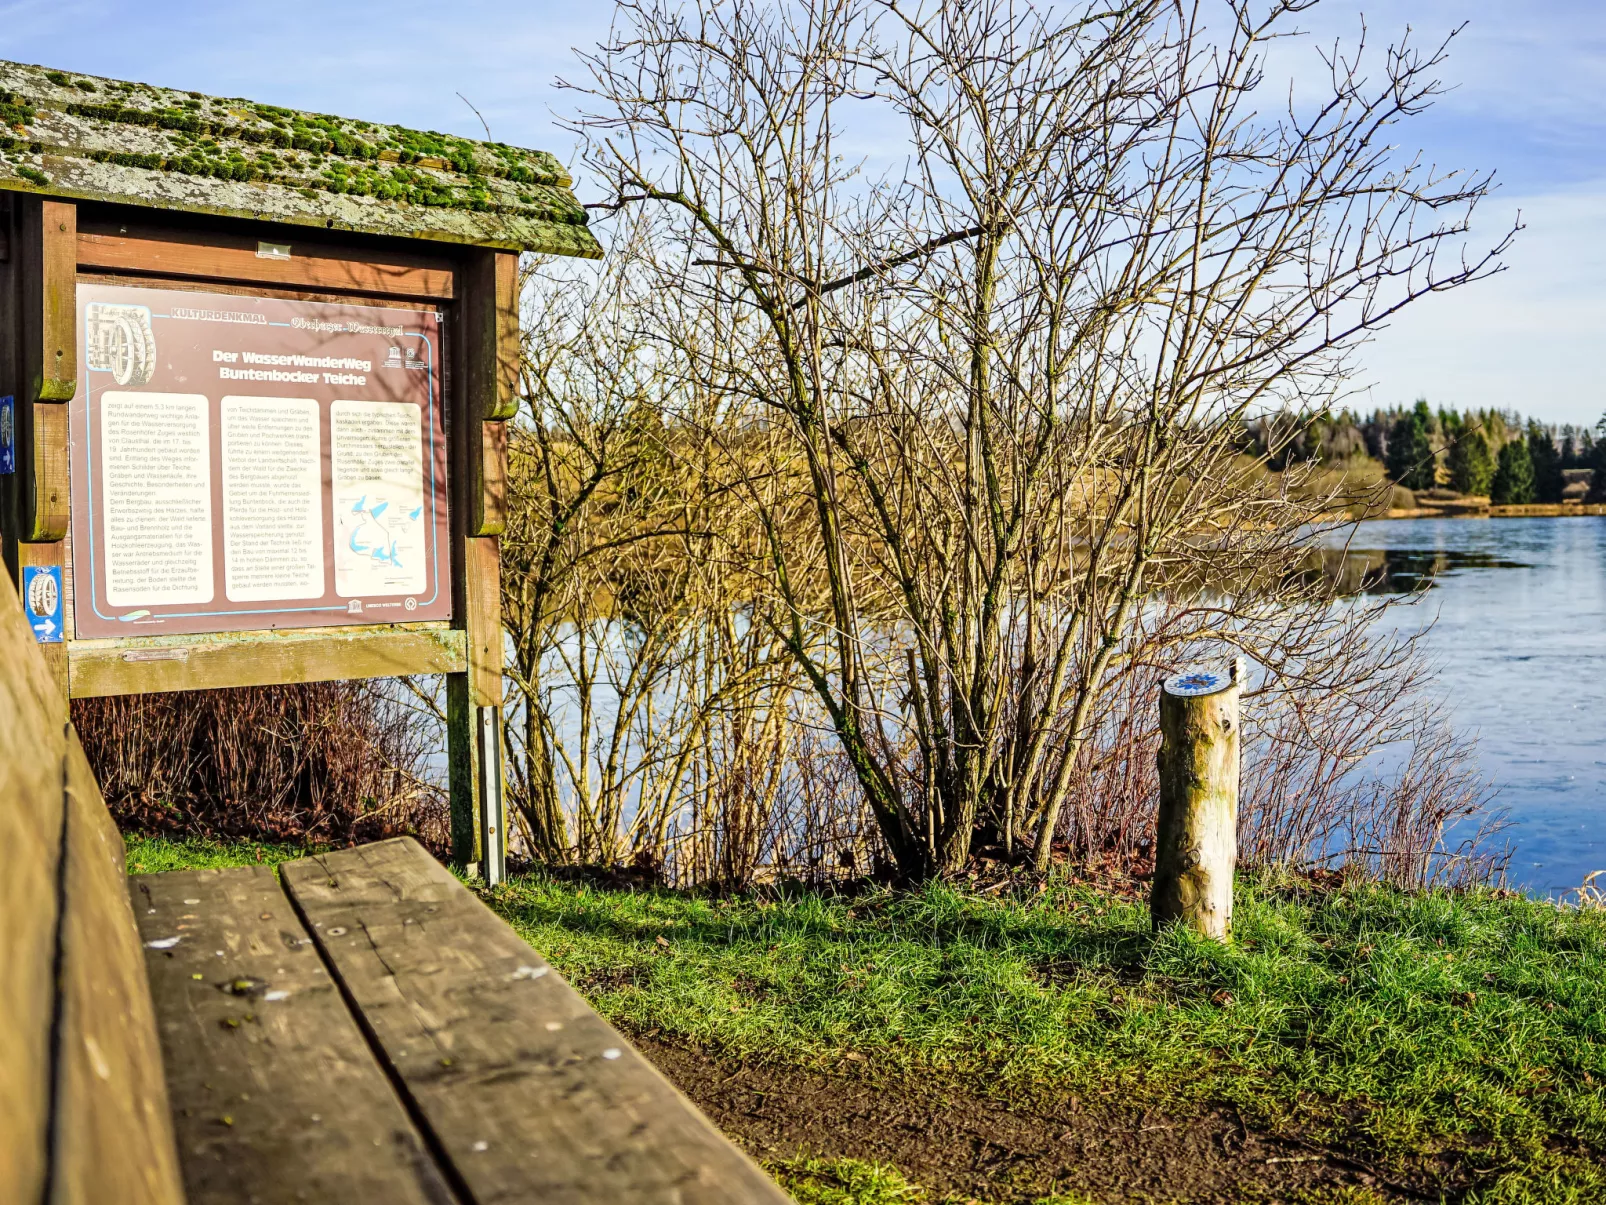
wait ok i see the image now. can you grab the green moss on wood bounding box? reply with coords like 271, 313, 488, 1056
0, 56, 602, 257
61, 98, 552, 185
0, 89, 35, 127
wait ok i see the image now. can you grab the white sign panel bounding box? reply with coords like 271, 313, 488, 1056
221, 396, 325, 602
100, 391, 214, 607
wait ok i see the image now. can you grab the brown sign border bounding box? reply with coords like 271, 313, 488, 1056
68, 281, 452, 639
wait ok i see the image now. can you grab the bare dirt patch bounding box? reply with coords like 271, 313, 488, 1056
635, 1034, 1423, 1203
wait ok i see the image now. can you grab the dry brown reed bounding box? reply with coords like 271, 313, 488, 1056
1569, 871, 1606, 911
662, 721, 893, 888
1043, 658, 1506, 891
73, 682, 447, 852
500, 600, 1504, 892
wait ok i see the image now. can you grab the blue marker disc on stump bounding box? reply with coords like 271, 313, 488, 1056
1163, 668, 1231, 698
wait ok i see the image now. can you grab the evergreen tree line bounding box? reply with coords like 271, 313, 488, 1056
1243, 402, 1606, 505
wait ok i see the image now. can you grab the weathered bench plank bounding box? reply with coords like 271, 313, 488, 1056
132, 864, 455, 1205
55, 735, 186, 1205
281, 838, 791, 1205
0, 551, 184, 1205
0, 525, 70, 1202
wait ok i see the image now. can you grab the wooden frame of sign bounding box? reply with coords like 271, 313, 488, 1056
1, 57, 601, 883
0, 194, 526, 882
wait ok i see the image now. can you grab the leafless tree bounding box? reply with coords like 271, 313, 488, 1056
567, 0, 1511, 880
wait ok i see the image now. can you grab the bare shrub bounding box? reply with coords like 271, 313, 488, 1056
73, 682, 447, 852
660, 713, 896, 888
771, 722, 892, 881
1013, 587, 1507, 886
60, 2, 1512, 896
1342, 720, 1509, 890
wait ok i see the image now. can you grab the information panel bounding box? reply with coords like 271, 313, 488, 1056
69, 283, 451, 638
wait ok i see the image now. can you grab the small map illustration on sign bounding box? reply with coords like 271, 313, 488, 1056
344, 494, 422, 569
85, 303, 158, 386
330, 399, 428, 597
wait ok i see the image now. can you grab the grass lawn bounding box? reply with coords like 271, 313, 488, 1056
125, 835, 1606, 1203
124, 833, 318, 873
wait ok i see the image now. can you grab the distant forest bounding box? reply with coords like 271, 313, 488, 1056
1243, 402, 1606, 505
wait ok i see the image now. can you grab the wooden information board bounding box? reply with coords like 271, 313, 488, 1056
69, 284, 451, 638
2, 56, 602, 883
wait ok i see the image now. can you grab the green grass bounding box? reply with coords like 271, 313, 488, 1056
772, 1157, 940, 1204
770, 1157, 1098, 1205
124, 833, 316, 874
126, 835, 1606, 1202
487, 871, 1606, 1203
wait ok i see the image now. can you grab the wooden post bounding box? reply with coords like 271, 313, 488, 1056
446, 496, 506, 886
1151, 660, 1242, 940
447, 249, 516, 885
2, 195, 74, 700
1, 191, 16, 584
445, 653, 506, 887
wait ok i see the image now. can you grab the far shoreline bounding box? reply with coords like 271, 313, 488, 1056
1369, 503, 1606, 521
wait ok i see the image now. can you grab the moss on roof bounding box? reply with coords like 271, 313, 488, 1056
0, 60, 600, 257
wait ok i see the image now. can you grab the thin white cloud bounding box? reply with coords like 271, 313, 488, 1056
1277, 2, 1606, 178
0, 0, 105, 51
1354, 182, 1606, 426
4, 0, 1600, 423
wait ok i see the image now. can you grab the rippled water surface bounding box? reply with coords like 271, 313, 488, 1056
1323, 517, 1606, 896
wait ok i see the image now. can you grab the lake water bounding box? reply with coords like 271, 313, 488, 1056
1328, 516, 1606, 897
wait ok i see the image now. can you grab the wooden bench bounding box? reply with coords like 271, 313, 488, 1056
1, 571, 788, 1203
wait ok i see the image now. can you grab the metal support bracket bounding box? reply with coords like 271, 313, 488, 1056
476, 704, 505, 886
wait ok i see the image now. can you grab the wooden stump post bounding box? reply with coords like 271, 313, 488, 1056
1151, 660, 1242, 941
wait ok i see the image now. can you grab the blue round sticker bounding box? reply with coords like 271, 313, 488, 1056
1163, 669, 1231, 698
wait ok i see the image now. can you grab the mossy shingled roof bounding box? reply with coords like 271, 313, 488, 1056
0, 59, 601, 257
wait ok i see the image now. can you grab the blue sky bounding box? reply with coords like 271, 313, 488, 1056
5, 1, 1603, 424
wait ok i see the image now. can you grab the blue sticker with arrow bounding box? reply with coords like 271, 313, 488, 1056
0, 396, 14, 475
23, 565, 63, 643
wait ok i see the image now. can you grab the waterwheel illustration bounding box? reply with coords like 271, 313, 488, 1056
85, 303, 157, 386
